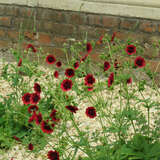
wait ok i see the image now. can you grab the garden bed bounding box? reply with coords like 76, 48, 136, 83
0, 60, 160, 160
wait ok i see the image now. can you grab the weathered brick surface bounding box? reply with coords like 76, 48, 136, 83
87, 14, 102, 27
3, 6, 19, 16
139, 20, 157, 33
13, 18, 35, 30
37, 8, 66, 23
24, 31, 37, 41
53, 36, 67, 47
52, 23, 75, 36
7, 30, 19, 41
158, 24, 160, 33
120, 18, 139, 31
0, 5, 5, 15
43, 21, 55, 32
18, 7, 35, 18
102, 15, 120, 29
0, 29, 6, 39
43, 22, 75, 35
0, 3, 159, 84
65, 12, 87, 25
0, 40, 10, 48
0, 16, 11, 27
37, 32, 52, 45
76, 25, 100, 40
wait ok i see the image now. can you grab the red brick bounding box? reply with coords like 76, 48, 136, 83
87, 15, 102, 27
7, 30, 19, 38
0, 16, 11, 27
139, 20, 157, 33
41, 47, 65, 60
18, 7, 35, 17
76, 25, 99, 40
53, 37, 67, 44
0, 29, 6, 38
24, 31, 38, 41
51, 23, 75, 36
44, 22, 75, 35
4, 6, 19, 16
120, 18, 139, 30
43, 21, 54, 31
158, 24, 160, 33
13, 18, 34, 30
37, 9, 65, 22
102, 16, 120, 28
95, 27, 111, 36
0, 40, 10, 48
69, 13, 86, 25
90, 52, 103, 63
113, 31, 146, 44
53, 48, 65, 57
37, 33, 52, 45
0, 6, 5, 15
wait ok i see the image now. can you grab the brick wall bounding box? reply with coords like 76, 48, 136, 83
0, 4, 160, 77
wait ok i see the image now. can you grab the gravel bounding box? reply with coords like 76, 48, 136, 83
0, 49, 160, 160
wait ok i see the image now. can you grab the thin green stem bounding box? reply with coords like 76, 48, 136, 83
70, 115, 94, 159
147, 107, 150, 142
65, 126, 94, 159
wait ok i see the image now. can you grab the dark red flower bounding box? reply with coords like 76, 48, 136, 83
104, 61, 111, 71
28, 143, 34, 151
46, 55, 56, 65
86, 42, 92, 53
85, 107, 96, 119
65, 68, 75, 78
97, 35, 104, 45
28, 105, 39, 114
84, 74, 96, 87
134, 56, 146, 68
108, 72, 114, 87
13, 136, 21, 142
22, 93, 31, 105
41, 120, 53, 134
26, 44, 37, 53
111, 32, 116, 43
35, 112, 43, 125
28, 111, 36, 123
56, 61, 62, 67
80, 54, 88, 63
47, 150, 59, 160
73, 61, 79, 69
65, 105, 78, 113
99, 36, 104, 44
30, 93, 41, 105
34, 83, 41, 94
125, 45, 136, 55
127, 77, 132, 84
87, 87, 93, 91
54, 71, 59, 78
50, 109, 60, 122
51, 123, 55, 129
61, 79, 73, 92
17, 58, 22, 67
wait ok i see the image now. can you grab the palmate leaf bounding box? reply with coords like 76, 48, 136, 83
145, 142, 160, 158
